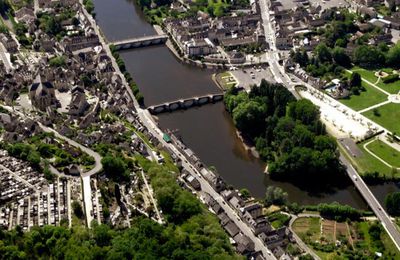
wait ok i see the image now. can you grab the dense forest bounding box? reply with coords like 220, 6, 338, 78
224, 80, 342, 181
0, 216, 240, 259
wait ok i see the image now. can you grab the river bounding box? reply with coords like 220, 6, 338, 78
93, 0, 399, 208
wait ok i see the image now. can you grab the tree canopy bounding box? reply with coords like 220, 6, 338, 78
224, 80, 341, 181
385, 192, 400, 216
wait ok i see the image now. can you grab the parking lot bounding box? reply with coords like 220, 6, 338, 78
231, 66, 276, 91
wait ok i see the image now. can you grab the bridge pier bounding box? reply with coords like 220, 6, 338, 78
112, 34, 168, 51
147, 94, 224, 115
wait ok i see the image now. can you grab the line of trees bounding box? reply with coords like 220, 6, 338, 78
109, 45, 144, 106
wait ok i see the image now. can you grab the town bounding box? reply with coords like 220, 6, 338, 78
0, 0, 400, 259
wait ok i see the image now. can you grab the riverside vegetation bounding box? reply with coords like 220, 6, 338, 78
224, 80, 342, 185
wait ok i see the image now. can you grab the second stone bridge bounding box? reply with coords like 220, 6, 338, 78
147, 94, 224, 114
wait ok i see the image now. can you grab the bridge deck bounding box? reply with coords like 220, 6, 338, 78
112, 34, 168, 46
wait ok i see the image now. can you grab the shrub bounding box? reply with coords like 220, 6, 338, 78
382, 73, 399, 84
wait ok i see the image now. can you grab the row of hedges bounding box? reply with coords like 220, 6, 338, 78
304, 202, 373, 221
110, 44, 144, 106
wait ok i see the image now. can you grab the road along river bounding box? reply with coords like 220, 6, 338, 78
93, 0, 399, 208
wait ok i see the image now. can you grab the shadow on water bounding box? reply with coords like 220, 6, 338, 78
93, 0, 399, 209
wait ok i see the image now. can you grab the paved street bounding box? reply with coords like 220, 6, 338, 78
257, 0, 400, 253
341, 155, 400, 252
137, 109, 276, 259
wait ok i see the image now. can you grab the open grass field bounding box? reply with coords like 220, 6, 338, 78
362, 103, 400, 135
292, 217, 320, 242
355, 140, 393, 177
366, 139, 400, 168
377, 79, 400, 94
339, 81, 387, 111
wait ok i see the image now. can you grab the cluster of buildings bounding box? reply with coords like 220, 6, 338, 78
0, 150, 81, 230
160, 131, 298, 259
201, 188, 296, 259
270, 0, 400, 52
165, 1, 266, 63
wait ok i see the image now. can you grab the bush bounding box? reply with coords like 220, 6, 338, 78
373, 108, 381, 117
72, 201, 84, 219
382, 73, 399, 84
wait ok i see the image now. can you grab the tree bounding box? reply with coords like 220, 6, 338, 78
49, 56, 66, 67
101, 156, 130, 182
385, 192, 400, 216
232, 100, 266, 138
350, 72, 362, 87
72, 201, 84, 219
44, 16, 62, 35
386, 42, 400, 68
264, 186, 288, 206
353, 45, 385, 68
0, 0, 9, 13
332, 47, 351, 67
315, 43, 332, 63
239, 188, 250, 199
288, 99, 319, 125
135, 93, 145, 106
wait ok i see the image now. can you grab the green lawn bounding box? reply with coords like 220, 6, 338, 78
377, 79, 400, 94
215, 72, 237, 90
351, 67, 400, 94
268, 212, 291, 229
339, 81, 387, 111
355, 141, 393, 177
362, 103, 400, 135
366, 139, 400, 168
351, 67, 380, 84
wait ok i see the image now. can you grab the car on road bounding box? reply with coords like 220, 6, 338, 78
352, 175, 358, 181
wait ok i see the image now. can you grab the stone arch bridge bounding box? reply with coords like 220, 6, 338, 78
111, 34, 168, 50
148, 94, 224, 114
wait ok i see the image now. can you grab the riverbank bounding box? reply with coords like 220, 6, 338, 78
93, 0, 386, 209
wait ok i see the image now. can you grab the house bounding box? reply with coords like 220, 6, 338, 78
243, 214, 272, 235
201, 168, 226, 192
276, 36, 292, 50
15, 7, 35, 24
233, 233, 255, 254
260, 227, 293, 249
0, 34, 18, 53
64, 165, 80, 176
29, 74, 59, 111
229, 194, 245, 210
357, 6, 377, 18
184, 174, 201, 190
68, 86, 89, 116
383, 16, 400, 30
224, 220, 240, 237
39, 35, 55, 52
61, 34, 100, 52
185, 39, 216, 57
241, 202, 262, 219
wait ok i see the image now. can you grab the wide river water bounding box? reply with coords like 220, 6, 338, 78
93, 0, 399, 208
